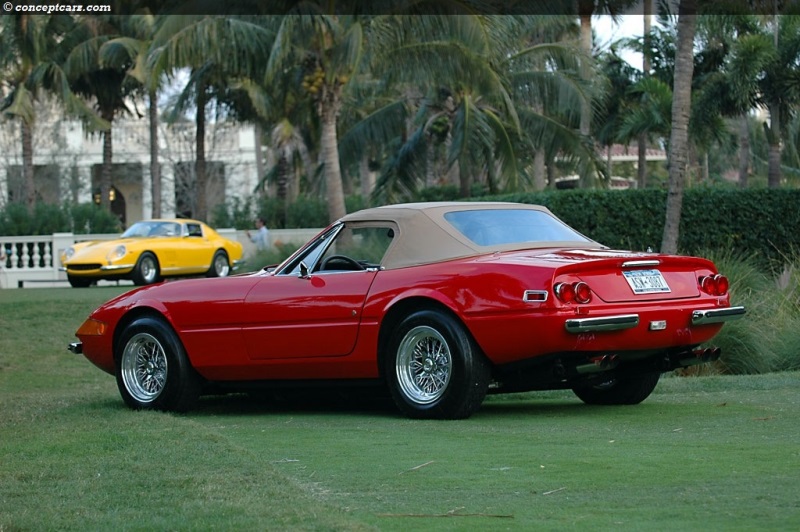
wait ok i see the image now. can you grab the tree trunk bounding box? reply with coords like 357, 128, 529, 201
254, 122, 265, 197
276, 154, 289, 201
661, 2, 696, 255
100, 110, 114, 212
767, 103, 782, 188
458, 158, 470, 198
149, 88, 161, 218
425, 138, 436, 188
638, 0, 652, 189
195, 83, 208, 222
21, 120, 35, 214
275, 154, 289, 227
578, 12, 593, 188
702, 152, 709, 182
320, 97, 346, 224
360, 155, 375, 199
533, 149, 546, 191
738, 114, 749, 188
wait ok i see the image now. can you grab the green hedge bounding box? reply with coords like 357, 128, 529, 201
489, 187, 800, 269
4, 189, 799, 270
0, 202, 122, 235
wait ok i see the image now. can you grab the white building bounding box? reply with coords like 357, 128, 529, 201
0, 110, 262, 226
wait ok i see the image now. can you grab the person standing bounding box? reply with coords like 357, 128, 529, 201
246, 216, 269, 252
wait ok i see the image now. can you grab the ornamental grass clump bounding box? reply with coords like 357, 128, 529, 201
701, 249, 800, 375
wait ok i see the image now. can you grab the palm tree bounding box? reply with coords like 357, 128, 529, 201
66, 14, 151, 213
355, 15, 593, 201
236, 61, 320, 206
271, 118, 314, 204
575, 0, 640, 187
0, 14, 102, 213
661, 1, 697, 255
359, 15, 526, 200
638, 0, 653, 188
595, 45, 639, 180
261, 13, 364, 224
617, 76, 672, 158
703, 15, 767, 187
758, 16, 800, 188
122, 13, 164, 218
149, 15, 274, 221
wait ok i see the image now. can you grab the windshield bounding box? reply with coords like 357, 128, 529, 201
121, 221, 182, 238
444, 209, 592, 246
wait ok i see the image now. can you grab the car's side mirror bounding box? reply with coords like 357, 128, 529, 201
299, 261, 309, 278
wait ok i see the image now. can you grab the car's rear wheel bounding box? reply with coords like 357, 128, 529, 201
571, 372, 661, 405
132, 252, 159, 285
207, 250, 230, 277
115, 316, 201, 412
385, 309, 490, 419
67, 275, 92, 288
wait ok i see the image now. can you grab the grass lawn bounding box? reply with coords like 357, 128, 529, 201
1, 287, 799, 530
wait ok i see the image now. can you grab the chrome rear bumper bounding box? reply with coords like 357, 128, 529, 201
691, 306, 746, 325
565, 314, 639, 333
565, 306, 746, 334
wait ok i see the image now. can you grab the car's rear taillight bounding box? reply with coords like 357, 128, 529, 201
555, 281, 593, 304
574, 282, 592, 304
699, 274, 729, 296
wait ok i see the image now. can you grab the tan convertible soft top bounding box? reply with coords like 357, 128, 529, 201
340, 201, 604, 269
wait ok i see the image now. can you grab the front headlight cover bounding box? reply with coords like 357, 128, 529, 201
107, 245, 126, 262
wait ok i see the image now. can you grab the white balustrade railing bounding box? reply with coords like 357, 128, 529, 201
0, 228, 320, 289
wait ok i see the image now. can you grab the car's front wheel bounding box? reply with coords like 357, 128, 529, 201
385, 309, 490, 419
132, 252, 160, 285
207, 250, 230, 277
67, 275, 92, 288
571, 372, 661, 405
115, 316, 201, 412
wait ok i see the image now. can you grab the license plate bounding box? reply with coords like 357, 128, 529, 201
623, 269, 671, 294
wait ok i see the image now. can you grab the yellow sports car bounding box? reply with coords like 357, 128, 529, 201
61, 219, 244, 288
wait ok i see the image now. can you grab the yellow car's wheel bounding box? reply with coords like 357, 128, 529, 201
132, 252, 160, 285
207, 250, 230, 278
68, 275, 92, 288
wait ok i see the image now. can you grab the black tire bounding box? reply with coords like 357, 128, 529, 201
207, 250, 230, 277
131, 252, 160, 285
572, 372, 661, 405
68, 275, 92, 288
115, 316, 202, 412
384, 309, 490, 419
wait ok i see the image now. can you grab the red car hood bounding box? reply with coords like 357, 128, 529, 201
485, 248, 711, 303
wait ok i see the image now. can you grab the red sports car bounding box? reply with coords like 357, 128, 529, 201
68, 202, 745, 419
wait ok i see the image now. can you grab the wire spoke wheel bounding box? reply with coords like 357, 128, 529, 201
120, 332, 168, 403
396, 325, 453, 405
386, 309, 490, 419
115, 317, 201, 412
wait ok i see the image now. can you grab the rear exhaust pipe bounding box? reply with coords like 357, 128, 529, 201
576, 354, 619, 375
679, 347, 721, 367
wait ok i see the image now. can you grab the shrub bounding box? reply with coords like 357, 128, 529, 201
66, 203, 123, 234
210, 196, 254, 230
241, 241, 304, 272
0, 202, 121, 235
488, 188, 800, 271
